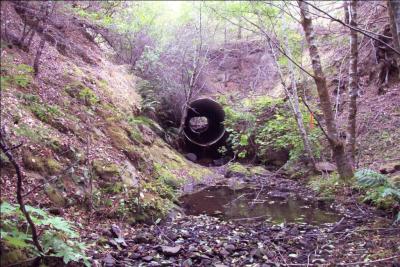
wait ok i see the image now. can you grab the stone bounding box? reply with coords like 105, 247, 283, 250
379, 161, 400, 174
315, 162, 337, 172
138, 124, 156, 145
44, 184, 66, 207
102, 254, 115, 267
160, 245, 182, 256
142, 256, 153, 262
121, 160, 139, 187
185, 153, 198, 162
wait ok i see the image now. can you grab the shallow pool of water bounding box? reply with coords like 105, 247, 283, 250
180, 185, 340, 225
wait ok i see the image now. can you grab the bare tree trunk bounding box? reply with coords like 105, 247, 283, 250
267, 24, 316, 166
387, 0, 400, 72
33, 35, 46, 76
343, 1, 350, 24
346, 0, 359, 166
297, 0, 354, 181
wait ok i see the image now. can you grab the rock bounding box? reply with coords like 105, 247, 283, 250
185, 153, 198, 162
160, 245, 182, 256
315, 162, 337, 172
120, 160, 139, 187
182, 259, 193, 267
44, 184, 66, 207
379, 161, 400, 174
133, 232, 154, 244
110, 224, 122, 238
388, 174, 400, 188
224, 244, 235, 253
102, 254, 115, 267
142, 256, 153, 262
138, 124, 156, 145
213, 157, 229, 166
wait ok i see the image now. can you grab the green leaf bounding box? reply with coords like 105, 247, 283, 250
0, 202, 18, 215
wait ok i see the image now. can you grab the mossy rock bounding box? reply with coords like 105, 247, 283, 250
45, 159, 62, 175
44, 184, 66, 207
22, 151, 45, 173
102, 182, 124, 194
0, 248, 29, 266
249, 166, 267, 176
93, 160, 120, 181
226, 163, 251, 178
106, 124, 134, 151
388, 174, 400, 188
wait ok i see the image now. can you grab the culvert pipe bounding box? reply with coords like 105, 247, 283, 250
183, 98, 225, 147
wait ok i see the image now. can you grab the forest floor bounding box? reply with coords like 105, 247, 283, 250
82, 170, 400, 267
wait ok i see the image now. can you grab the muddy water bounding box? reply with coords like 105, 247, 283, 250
180, 185, 340, 225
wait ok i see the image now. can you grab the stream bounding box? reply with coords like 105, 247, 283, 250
179, 185, 339, 225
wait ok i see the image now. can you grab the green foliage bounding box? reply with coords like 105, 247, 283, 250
222, 95, 321, 162
1, 63, 33, 90
0, 202, 90, 266
355, 169, 400, 222
355, 169, 387, 187
309, 173, 341, 199
78, 87, 99, 106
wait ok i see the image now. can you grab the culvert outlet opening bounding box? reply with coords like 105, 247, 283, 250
183, 98, 225, 147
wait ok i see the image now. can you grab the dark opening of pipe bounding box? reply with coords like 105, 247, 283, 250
183, 98, 226, 147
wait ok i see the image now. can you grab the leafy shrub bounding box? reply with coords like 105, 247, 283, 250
0, 202, 90, 266
221, 95, 322, 163
1, 64, 33, 90
355, 169, 400, 222
78, 87, 99, 106
309, 173, 341, 199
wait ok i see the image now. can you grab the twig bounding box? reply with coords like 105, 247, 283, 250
337, 255, 400, 266
305, 1, 400, 56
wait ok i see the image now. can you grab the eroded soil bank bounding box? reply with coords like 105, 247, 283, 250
86, 169, 400, 266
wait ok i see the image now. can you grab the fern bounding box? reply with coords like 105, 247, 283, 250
382, 188, 400, 200
0, 202, 90, 266
355, 169, 387, 187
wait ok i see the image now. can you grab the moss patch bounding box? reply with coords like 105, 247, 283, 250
22, 151, 45, 173
46, 159, 62, 175
93, 160, 120, 180
44, 184, 66, 207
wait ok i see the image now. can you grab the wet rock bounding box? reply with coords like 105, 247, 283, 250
315, 162, 337, 172
160, 245, 182, 256
185, 153, 198, 162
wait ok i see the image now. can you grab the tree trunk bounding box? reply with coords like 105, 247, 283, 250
270, 20, 316, 167
387, 0, 400, 72
33, 35, 46, 76
297, 0, 354, 180
346, 0, 358, 166
387, 0, 400, 46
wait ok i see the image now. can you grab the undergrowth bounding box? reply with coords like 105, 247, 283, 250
0, 202, 90, 266
355, 169, 400, 222
219, 94, 322, 163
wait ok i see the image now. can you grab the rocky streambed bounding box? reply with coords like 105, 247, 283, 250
88, 169, 400, 266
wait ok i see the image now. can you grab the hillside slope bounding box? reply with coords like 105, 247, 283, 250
0, 1, 214, 229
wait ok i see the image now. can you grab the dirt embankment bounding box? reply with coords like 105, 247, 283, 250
0, 1, 215, 225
